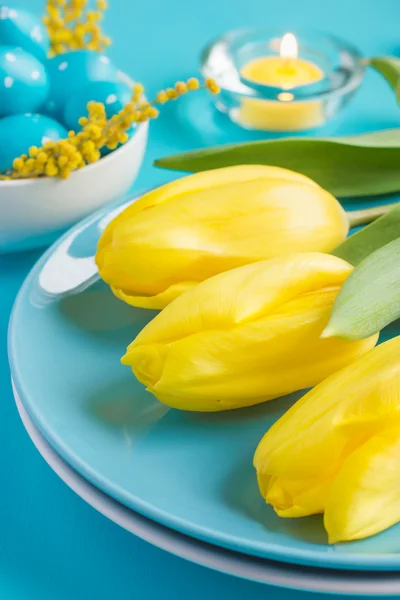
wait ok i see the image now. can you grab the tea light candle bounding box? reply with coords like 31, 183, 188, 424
239, 33, 325, 131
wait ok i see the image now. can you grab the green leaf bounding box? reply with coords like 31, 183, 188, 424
369, 56, 400, 103
324, 236, 400, 340
154, 129, 400, 197
333, 204, 400, 266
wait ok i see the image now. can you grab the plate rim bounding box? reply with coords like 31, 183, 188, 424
8, 194, 400, 572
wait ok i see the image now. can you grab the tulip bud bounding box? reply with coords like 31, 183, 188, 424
96, 165, 349, 309
122, 253, 377, 411
254, 336, 400, 544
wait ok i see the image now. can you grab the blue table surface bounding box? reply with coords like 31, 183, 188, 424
1, 0, 400, 598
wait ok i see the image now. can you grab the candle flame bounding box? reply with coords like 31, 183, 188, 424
280, 33, 298, 59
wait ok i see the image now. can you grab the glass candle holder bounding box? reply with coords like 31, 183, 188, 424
201, 28, 364, 133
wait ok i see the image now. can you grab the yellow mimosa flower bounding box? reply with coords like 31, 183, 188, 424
254, 336, 400, 543
122, 253, 377, 411
96, 165, 349, 309
4, 77, 217, 180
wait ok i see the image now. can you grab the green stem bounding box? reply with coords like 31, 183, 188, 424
348, 202, 399, 228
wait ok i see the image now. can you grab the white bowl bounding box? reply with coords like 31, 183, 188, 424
0, 121, 148, 253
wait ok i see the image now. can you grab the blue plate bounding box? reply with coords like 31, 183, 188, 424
15, 386, 400, 596
8, 194, 400, 572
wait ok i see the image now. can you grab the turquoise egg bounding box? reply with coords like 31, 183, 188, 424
0, 5, 49, 61
63, 80, 133, 131
0, 46, 49, 117
0, 113, 67, 171
44, 50, 118, 120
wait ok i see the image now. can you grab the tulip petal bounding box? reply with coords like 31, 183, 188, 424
98, 181, 348, 295
253, 337, 400, 493
260, 472, 333, 517
254, 337, 400, 541
98, 165, 319, 252
96, 166, 348, 308
142, 290, 376, 411
325, 425, 400, 543
130, 254, 352, 347
111, 282, 197, 310
100, 165, 320, 242
123, 253, 377, 411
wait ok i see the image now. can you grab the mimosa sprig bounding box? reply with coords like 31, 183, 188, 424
0, 78, 220, 180
44, 0, 111, 56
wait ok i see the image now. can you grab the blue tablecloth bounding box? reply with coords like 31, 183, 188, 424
1, 0, 399, 597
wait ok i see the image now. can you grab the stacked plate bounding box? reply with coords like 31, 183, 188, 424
8, 193, 400, 596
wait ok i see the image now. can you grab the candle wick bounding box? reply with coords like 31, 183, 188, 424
279, 56, 296, 76
283, 56, 292, 68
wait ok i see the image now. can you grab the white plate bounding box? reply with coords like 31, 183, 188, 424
13, 381, 400, 596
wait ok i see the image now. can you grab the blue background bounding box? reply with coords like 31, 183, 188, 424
1, 0, 400, 597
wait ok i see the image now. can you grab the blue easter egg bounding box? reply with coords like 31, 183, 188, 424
44, 50, 118, 120
0, 5, 49, 61
0, 46, 49, 117
0, 113, 67, 171
63, 80, 133, 131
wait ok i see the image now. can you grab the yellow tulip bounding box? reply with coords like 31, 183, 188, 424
122, 253, 377, 411
254, 336, 400, 544
96, 165, 348, 309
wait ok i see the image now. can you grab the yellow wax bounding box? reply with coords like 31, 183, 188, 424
239, 56, 324, 131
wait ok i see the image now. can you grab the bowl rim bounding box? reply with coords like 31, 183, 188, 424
0, 120, 148, 188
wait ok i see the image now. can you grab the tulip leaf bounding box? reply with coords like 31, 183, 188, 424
333, 204, 400, 266
369, 57, 400, 103
154, 129, 400, 197
324, 236, 400, 340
